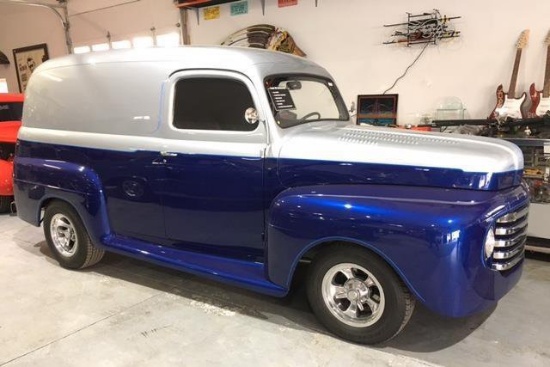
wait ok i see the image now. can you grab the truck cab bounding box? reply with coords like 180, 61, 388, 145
14, 47, 529, 344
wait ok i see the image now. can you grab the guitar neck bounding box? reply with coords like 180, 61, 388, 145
544, 45, 550, 98
508, 49, 522, 97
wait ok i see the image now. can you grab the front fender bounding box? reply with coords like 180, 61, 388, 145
0, 159, 14, 196
13, 156, 110, 245
266, 184, 528, 317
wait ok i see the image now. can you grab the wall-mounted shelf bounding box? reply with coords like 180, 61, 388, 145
176, 0, 243, 24
176, 0, 242, 9
176, 0, 320, 23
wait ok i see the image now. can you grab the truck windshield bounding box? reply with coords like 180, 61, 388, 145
0, 102, 23, 122
265, 75, 349, 128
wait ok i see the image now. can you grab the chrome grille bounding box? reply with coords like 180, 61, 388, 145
491, 206, 528, 271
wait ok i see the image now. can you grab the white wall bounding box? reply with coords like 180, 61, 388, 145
0, 3, 67, 92
0, 0, 178, 92
1, 0, 549, 122
68, 0, 180, 46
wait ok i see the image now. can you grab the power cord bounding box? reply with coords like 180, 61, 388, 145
382, 41, 430, 94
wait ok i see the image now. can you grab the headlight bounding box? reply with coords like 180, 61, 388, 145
484, 226, 496, 260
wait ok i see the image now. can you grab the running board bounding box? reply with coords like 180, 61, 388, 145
102, 235, 288, 297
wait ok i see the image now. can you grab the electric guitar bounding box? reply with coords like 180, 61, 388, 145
528, 30, 550, 118
490, 30, 530, 120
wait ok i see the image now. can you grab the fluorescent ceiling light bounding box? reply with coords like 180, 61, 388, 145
91, 43, 110, 52
112, 40, 132, 49
157, 32, 180, 47
133, 36, 154, 49
74, 46, 91, 54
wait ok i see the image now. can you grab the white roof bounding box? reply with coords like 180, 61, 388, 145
36, 46, 331, 80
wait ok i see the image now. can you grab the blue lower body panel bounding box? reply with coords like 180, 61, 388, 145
14, 140, 528, 316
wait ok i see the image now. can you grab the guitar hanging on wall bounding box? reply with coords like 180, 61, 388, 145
489, 30, 530, 120
528, 30, 550, 118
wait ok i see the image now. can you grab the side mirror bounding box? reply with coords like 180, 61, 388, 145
244, 107, 259, 125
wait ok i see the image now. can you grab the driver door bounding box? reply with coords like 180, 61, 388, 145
159, 70, 268, 260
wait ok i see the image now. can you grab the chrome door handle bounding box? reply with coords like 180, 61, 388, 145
160, 151, 178, 157
152, 158, 166, 165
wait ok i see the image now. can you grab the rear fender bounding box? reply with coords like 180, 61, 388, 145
13, 157, 110, 245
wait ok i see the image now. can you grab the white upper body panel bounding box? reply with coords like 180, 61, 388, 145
22, 46, 329, 136
274, 121, 524, 173
19, 46, 523, 176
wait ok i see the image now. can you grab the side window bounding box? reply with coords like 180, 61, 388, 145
173, 77, 257, 131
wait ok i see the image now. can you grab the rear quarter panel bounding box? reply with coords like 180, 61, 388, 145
13, 154, 110, 245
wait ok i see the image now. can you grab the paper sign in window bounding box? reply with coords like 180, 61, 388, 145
268, 87, 296, 110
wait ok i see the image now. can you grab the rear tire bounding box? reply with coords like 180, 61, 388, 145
306, 244, 415, 344
43, 201, 105, 269
0, 196, 11, 213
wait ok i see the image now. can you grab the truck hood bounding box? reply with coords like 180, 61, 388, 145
0, 121, 22, 143
276, 123, 523, 191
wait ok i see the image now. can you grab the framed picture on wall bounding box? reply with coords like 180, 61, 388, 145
12, 43, 49, 93
356, 94, 398, 126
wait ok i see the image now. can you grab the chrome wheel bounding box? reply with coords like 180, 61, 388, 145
321, 263, 385, 327
50, 213, 78, 257
44, 202, 105, 269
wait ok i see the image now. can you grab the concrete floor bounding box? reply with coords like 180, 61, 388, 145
0, 213, 549, 367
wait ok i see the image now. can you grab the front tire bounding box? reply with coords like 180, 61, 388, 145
307, 245, 415, 344
43, 201, 105, 269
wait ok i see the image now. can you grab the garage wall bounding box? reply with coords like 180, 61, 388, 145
67, 0, 180, 45
0, 0, 178, 94
188, 0, 549, 122
0, 0, 549, 123
0, 4, 67, 93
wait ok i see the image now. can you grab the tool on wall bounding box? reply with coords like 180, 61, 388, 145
221, 24, 306, 57
381, 9, 461, 94
383, 9, 461, 46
